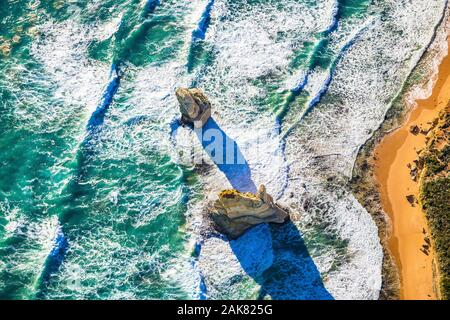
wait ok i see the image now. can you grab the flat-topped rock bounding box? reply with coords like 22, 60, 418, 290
209, 185, 289, 239
175, 87, 211, 128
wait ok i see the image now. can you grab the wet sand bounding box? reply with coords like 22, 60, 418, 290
374, 39, 450, 300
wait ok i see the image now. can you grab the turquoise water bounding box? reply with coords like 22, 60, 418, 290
0, 0, 198, 299
0, 0, 447, 299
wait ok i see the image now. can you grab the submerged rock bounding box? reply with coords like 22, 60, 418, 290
209, 185, 289, 239
175, 87, 211, 128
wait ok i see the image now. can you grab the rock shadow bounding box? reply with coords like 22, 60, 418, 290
229, 221, 334, 300
195, 117, 257, 193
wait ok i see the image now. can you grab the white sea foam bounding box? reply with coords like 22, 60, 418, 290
183, 0, 368, 300
178, 0, 449, 301
36, 1, 211, 299
189, 0, 336, 193
198, 225, 273, 299
281, 0, 448, 299
0, 201, 60, 297
29, 20, 110, 131
5, 0, 446, 300
405, 9, 450, 110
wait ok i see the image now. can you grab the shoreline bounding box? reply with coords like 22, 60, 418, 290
372, 38, 450, 300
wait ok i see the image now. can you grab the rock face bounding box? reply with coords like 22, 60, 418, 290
175, 87, 211, 128
209, 185, 289, 239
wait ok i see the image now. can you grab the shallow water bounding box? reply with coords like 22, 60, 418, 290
0, 0, 447, 299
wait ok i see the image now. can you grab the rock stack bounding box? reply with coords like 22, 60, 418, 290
209, 185, 289, 239
175, 87, 211, 128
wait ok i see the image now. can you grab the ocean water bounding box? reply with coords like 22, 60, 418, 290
0, 0, 447, 299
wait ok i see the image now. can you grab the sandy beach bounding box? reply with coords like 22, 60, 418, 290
373, 39, 450, 300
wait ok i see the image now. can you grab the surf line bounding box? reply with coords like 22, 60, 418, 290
271, 1, 345, 199
81, 0, 163, 147
187, 0, 215, 74
325, 0, 341, 34
72, 0, 163, 209
275, 0, 343, 122
273, 18, 377, 201
85, 64, 121, 135
170, 0, 217, 135
380, 0, 449, 124
169, 0, 217, 300
192, 0, 215, 41
28, 67, 121, 299
292, 0, 341, 92
85, 0, 162, 139
281, 18, 377, 140
32, 1, 163, 298
33, 224, 68, 298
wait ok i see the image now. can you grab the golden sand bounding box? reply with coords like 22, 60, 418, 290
374, 39, 450, 300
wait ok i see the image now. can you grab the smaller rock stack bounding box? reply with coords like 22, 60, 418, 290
175, 87, 212, 128
209, 185, 289, 239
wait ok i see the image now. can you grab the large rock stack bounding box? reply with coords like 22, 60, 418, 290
175, 87, 211, 128
209, 185, 289, 239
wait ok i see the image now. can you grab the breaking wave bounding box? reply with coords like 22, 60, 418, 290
0, 0, 448, 300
